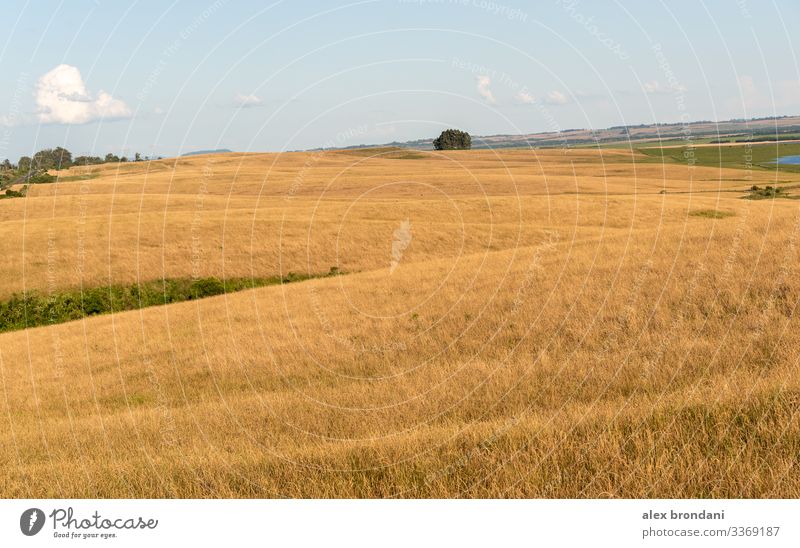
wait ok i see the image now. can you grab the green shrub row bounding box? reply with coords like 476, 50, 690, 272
0, 270, 340, 333
1, 185, 28, 199
744, 185, 797, 200
27, 173, 56, 184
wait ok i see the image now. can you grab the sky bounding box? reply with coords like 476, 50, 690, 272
0, 0, 798, 161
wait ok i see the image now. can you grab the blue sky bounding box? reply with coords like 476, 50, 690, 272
1, 0, 798, 161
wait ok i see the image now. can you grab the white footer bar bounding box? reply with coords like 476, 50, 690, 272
2, 499, 797, 547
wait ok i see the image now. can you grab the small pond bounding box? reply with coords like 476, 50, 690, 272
771, 155, 800, 165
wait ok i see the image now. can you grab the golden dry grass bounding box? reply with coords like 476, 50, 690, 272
1, 147, 799, 497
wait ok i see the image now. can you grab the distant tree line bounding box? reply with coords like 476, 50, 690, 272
72, 151, 146, 166
0, 147, 154, 191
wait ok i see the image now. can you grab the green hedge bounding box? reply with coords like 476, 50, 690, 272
28, 173, 56, 184
0, 271, 339, 333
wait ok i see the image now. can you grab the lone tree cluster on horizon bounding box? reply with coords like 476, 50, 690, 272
433, 129, 471, 150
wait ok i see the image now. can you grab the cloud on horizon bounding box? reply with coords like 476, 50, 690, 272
544, 90, 569, 105
233, 93, 264, 108
514, 89, 570, 106
641, 79, 687, 95
514, 90, 535, 104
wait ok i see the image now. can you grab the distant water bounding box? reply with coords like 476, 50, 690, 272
772, 155, 800, 165
180, 149, 233, 157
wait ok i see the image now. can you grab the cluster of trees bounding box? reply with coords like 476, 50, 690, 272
4, 148, 148, 173
73, 152, 146, 165
0, 148, 151, 190
17, 147, 74, 172
433, 129, 471, 150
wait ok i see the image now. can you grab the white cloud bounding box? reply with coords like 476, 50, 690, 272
514, 89, 569, 106
642, 80, 663, 94
234, 93, 263, 108
544, 90, 568, 105
36, 64, 131, 124
475, 75, 496, 104
514, 90, 536, 104
642, 79, 687, 95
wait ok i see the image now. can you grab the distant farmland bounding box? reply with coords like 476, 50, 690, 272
638, 141, 800, 173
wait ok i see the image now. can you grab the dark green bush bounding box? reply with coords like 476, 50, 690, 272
744, 185, 793, 200
433, 129, 472, 150
189, 277, 226, 299
28, 173, 56, 184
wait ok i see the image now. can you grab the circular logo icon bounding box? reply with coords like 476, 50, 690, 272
20, 508, 45, 536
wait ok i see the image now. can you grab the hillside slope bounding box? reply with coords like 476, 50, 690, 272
0, 148, 799, 497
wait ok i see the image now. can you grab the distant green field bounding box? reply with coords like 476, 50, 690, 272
714, 132, 800, 143
591, 137, 723, 149
580, 134, 800, 151
637, 142, 800, 172
56, 172, 100, 182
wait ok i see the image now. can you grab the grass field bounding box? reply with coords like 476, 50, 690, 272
638, 141, 800, 173
1, 146, 800, 497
